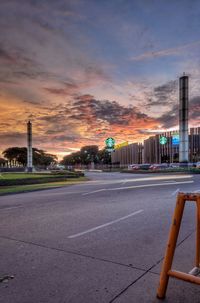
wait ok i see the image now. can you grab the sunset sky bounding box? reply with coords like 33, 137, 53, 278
0, 0, 200, 159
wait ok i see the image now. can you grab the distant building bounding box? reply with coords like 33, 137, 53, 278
144, 127, 200, 164
111, 143, 143, 167
111, 127, 200, 166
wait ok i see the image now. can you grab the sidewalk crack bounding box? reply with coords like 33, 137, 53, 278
109, 230, 195, 302
0, 235, 146, 272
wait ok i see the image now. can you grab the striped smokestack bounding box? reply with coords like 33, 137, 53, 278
179, 74, 189, 163
27, 120, 33, 172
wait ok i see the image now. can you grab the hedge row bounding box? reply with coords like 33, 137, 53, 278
0, 174, 84, 186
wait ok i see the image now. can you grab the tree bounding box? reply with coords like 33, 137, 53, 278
0, 157, 7, 166
60, 152, 81, 166
97, 148, 111, 164
33, 149, 57, 167
2, 147, 57, 167
60, 145, 113, 166
61, 145, 100, 166
3, 147, 26, 166
80, 145, 99, 164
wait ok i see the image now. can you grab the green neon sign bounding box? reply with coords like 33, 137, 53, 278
159, 136, 167, 145
105, 137, 115, 149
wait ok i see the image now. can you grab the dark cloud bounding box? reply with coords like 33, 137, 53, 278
44, 88, 69, 95
13, 70, 56, 80
73, 94, 148, 125
0, 47, 16, 63
39, 114, 66, 123
33, 94, 158, 150
44, 81, 79, 96
158, 108, 178, 128
145, 80, 178, 108
0, 78, 18, 84
23, 99, 41, 105
189, 96, 200, 121
43, 65, 110, 97
53, 135, 78, 142
0, 44, 57, 83
157, 96, 200, 128
45, 128, 68, 135
83, 66, 110, 83
154, 80, 177, 101
0, 132, 26, 147
154, 80, 177, 94
0, 45, 36, 67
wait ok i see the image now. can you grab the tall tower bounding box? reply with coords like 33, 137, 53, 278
27, 121, 33, 172
179, 74, 189, 163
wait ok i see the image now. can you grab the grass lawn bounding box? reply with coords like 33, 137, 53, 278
0, 173, 59, 179
0, 171, 85, 187
0, 177, 88, 195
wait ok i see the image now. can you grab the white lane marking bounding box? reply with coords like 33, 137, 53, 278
121, 179, 127, 186
107, 181, 193, 192
163, 180, 176, 183
171, 188, 180, 196
83, 181, 193, 195
78, 175, 193, 187
0, 206, 24, 211
68, 209, 143, 238
38, 191, 86, 196
82, 189, 105, 196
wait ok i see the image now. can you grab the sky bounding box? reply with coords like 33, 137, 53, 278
0, 0, 200, 159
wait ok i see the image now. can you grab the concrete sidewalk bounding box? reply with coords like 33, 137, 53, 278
0, 232, 199, 303
114, 232, 200, 303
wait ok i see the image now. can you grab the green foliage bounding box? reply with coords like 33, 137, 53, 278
0, 173, 51, 180
0, 157, 7, 165
0, 177, 87, 196
48, 170, 83, 176
61, 145, 111, 165
3, 147, 27, 165
80, 145, 99, 164
2, 147, 57, 167
33, 149, 57, 167
0, 171, 84, 186
98, 148, 111, 164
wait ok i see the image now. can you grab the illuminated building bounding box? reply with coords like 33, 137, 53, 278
144, 127, 200, 164
111, 127, 200, 166
111, 143, 143, 167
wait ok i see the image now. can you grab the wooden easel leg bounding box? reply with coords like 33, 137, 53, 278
157, 194, 185, 299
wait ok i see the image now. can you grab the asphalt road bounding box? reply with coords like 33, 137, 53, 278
0, 172, 200, 303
